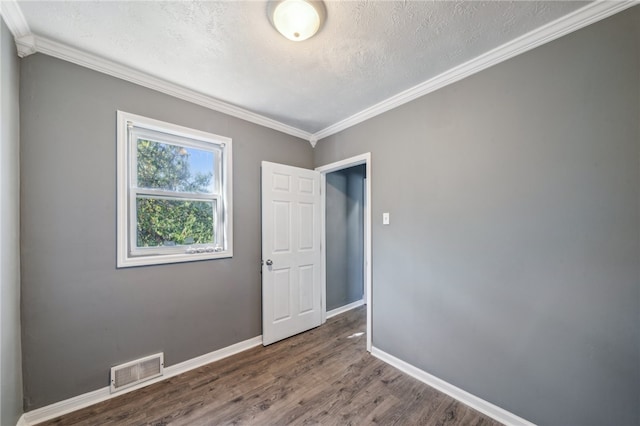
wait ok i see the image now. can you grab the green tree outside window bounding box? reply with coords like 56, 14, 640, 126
136, 139, 215, 248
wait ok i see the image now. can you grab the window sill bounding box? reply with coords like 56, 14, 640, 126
117, 250, 233, 268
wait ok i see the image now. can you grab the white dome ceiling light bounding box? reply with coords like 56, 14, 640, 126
267, 0, 326, 42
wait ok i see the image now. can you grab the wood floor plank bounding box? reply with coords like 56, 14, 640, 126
37, 307, 502, 426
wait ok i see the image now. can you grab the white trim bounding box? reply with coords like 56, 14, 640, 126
371, 347, 536, 426
326, 299, 365, 319
12, 33, 312, 142
165, 336, 261, 378
315, 153, 369, 174
0, 0, 30, 39
116, 111, 233, 268
311, 0, 637, 142
319, 172, 327, 325
364, 160, 372, 352
21, 336, 262, 426
14, 34, 36, 58
316, 153, 372, 352
5, 1, 634, 143
362, 176, 368, 304
16, 415, 28, 426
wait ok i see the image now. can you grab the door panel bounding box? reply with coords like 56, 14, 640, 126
273, 268, 292, 321
298, 203, 314, 249
273, 201, 291, 252
262, 161, 322, 345
298, 264, 315, 313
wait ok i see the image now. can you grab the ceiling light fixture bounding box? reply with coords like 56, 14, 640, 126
267, 0, 326, 42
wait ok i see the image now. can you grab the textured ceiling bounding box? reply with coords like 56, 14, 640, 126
17, 1, 588, 134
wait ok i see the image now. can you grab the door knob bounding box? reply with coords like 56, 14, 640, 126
265, 259, 273, 266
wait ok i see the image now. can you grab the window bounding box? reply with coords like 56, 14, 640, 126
117, 111, 232, 267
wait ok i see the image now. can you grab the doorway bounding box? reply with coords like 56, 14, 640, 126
260, 154, 371, 350
317, 153, 372, 352
324, 166, 366, 310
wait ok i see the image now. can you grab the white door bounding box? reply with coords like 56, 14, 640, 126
261, 161, 322, 345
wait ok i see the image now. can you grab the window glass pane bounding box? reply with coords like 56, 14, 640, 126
136, 139, 216, 194
136, 197, 216, 248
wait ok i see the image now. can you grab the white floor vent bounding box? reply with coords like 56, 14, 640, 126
110, 353, 164, 393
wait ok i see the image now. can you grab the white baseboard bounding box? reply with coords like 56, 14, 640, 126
22, 335, 263, 426
166, 336, 262, 378
326, 299, 364, 319
371, 347, 536, 426
16, 414, 28, 426
20, 334, 533, 426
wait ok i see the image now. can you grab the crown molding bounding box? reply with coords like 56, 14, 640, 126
0, 0, 30, 39
312, 0, 638, 142
13, 33, 313, 143
5, 0, 636, 146
15, 34, 36, 57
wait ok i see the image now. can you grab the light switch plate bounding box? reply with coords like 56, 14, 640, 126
383, 212, 390, 225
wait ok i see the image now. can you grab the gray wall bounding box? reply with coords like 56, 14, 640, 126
1, 17, 24, 426
326, 171, 348, 310
20, 53, 314, 410
326, 165, 365, 311
315, 7, 640, 426
345, 165, 365, 307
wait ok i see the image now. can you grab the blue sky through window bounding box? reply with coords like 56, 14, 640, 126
185, 146, 215, 193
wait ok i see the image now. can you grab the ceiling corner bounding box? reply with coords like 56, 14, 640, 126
15, 34, 36, 58
309, 0, 637, 141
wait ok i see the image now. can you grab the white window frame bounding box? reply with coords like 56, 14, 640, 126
117, 111, 233, 267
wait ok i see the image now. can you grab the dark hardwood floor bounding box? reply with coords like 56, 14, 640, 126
39, 307, 501, 425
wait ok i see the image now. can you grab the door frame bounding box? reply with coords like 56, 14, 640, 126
316, 153, 372, 352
